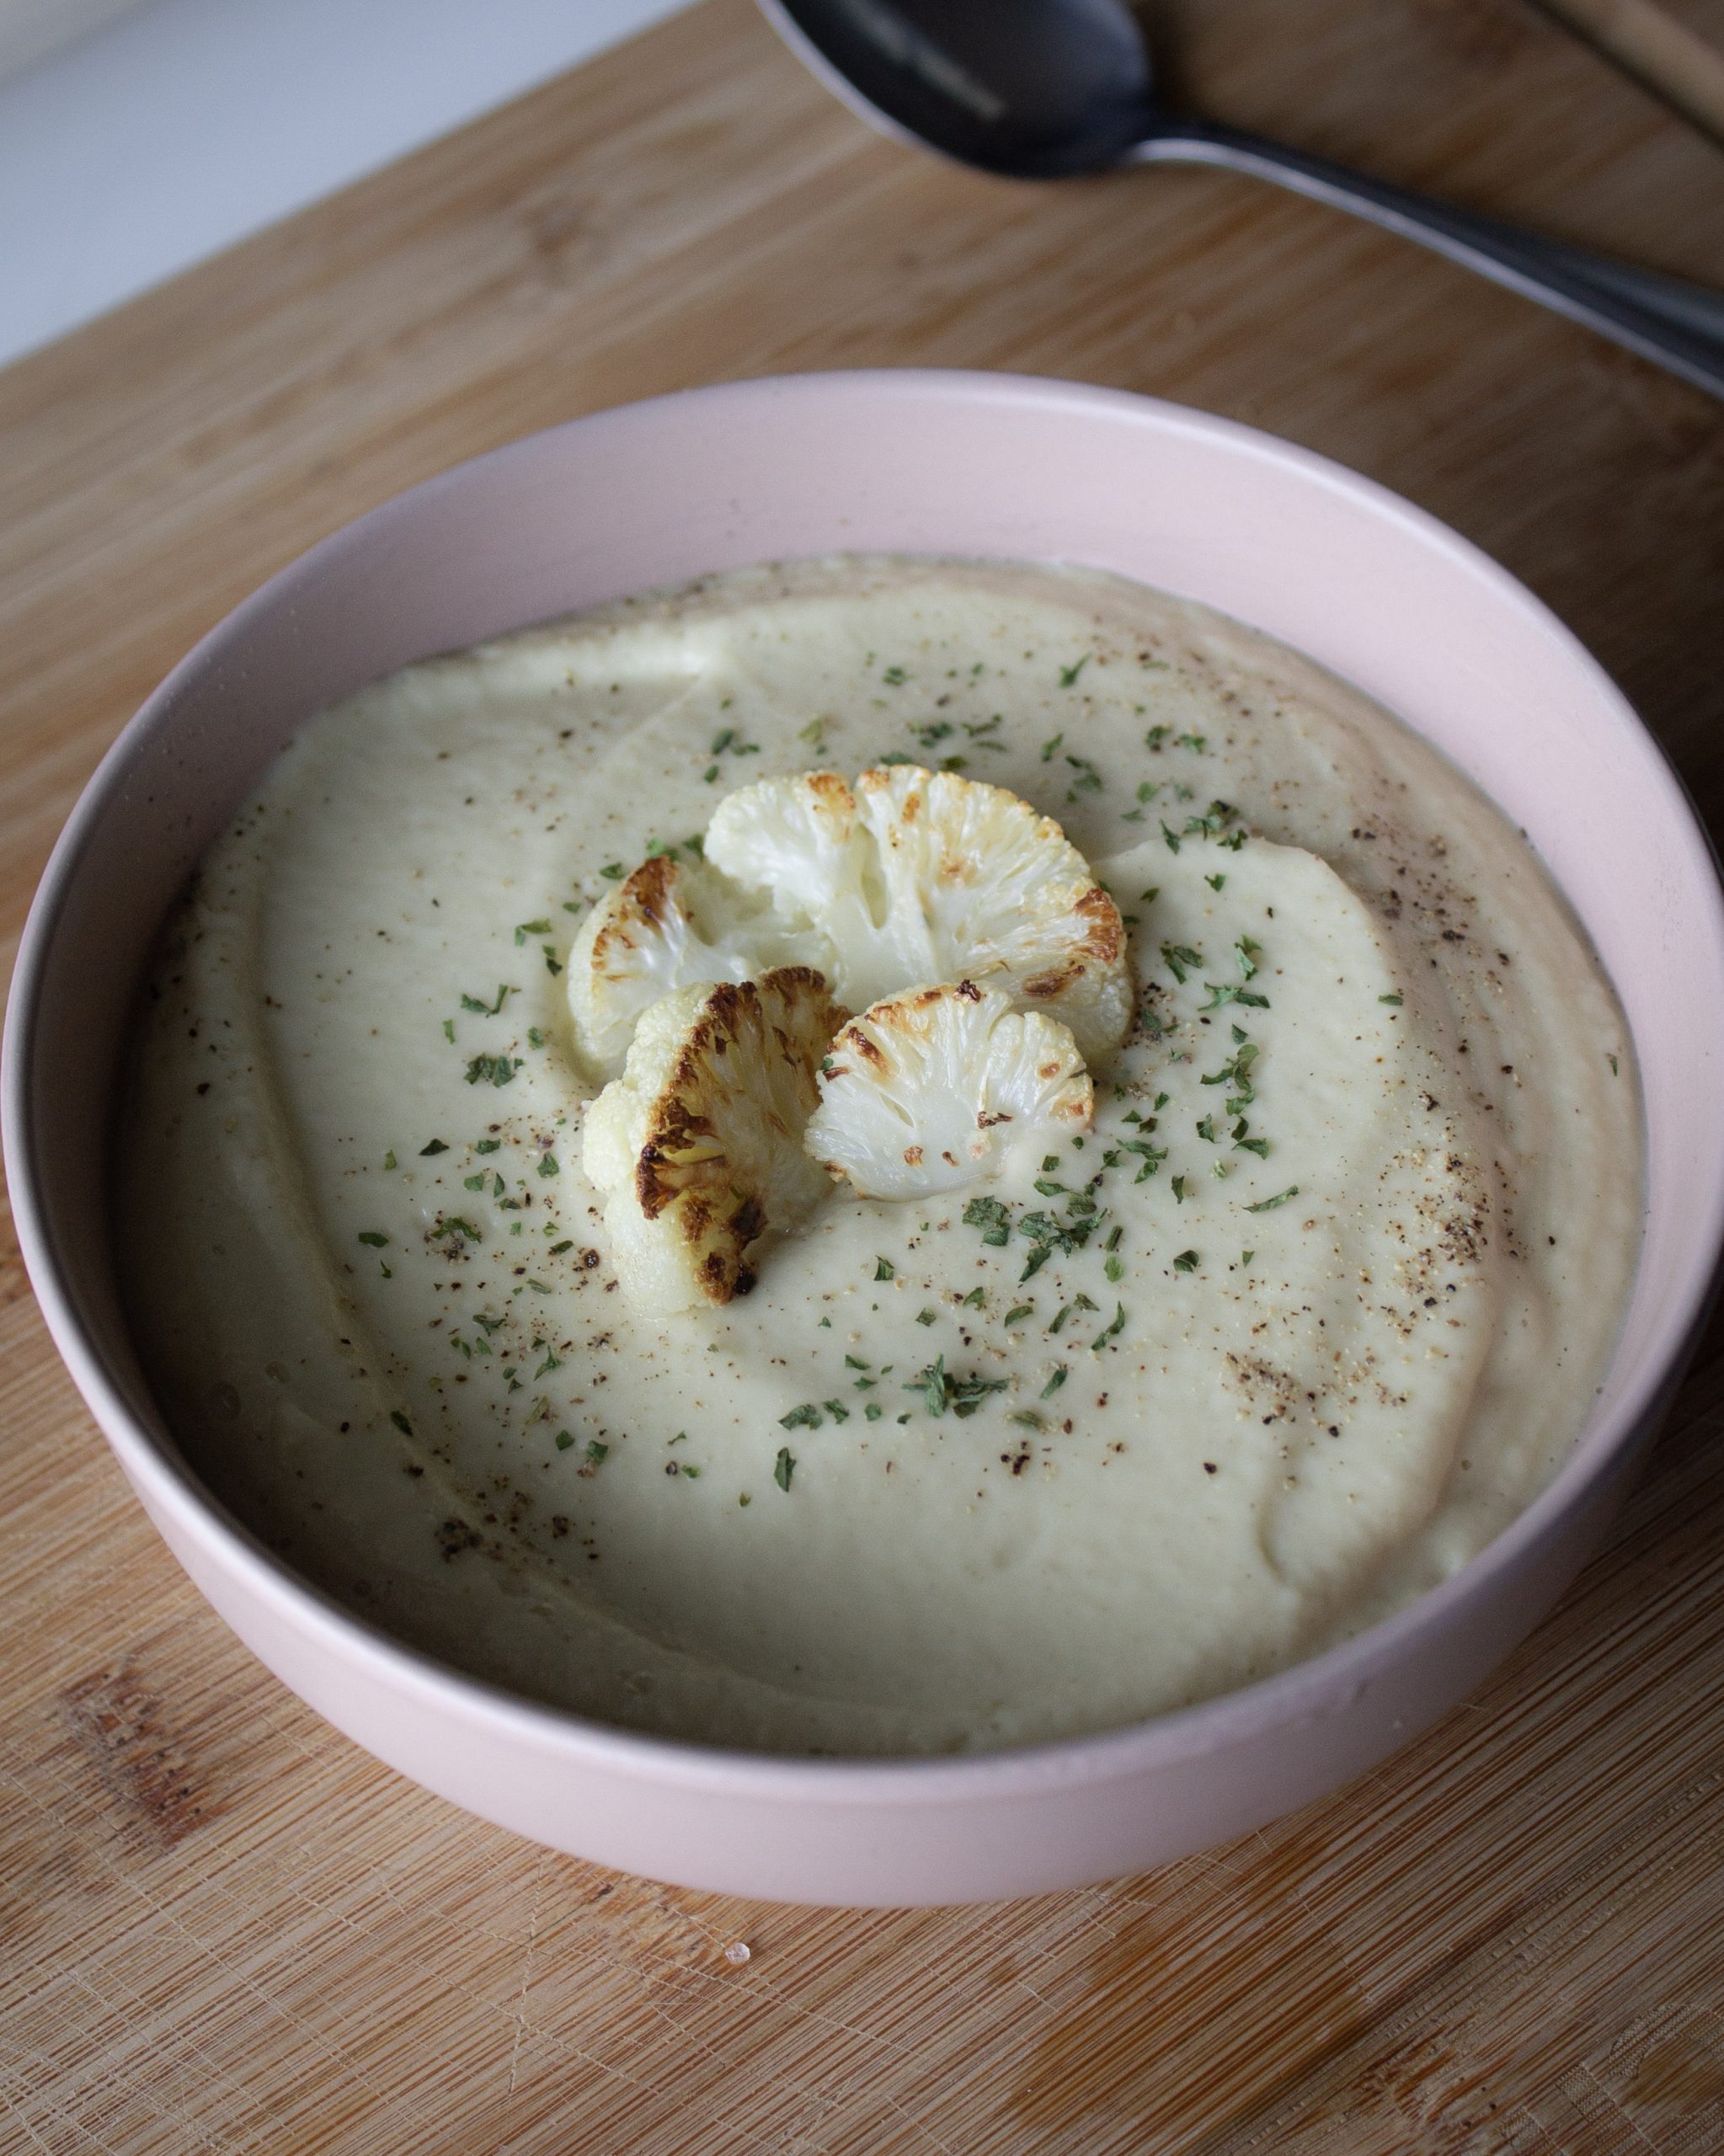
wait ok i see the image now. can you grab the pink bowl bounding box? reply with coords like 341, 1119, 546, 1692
8, 371, 1723, 1906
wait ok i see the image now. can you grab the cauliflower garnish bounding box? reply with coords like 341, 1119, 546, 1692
581, 967, 847, 1310
706, 766, 1130, 1062
805, 980, 1092, 1201
566, 855, 834, 1081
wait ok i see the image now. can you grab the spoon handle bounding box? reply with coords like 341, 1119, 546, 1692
1131, 120, 1724, 399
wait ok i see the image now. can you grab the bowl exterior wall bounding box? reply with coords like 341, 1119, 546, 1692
119, 1410, 1656, 1904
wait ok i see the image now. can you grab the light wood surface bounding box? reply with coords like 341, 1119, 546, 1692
3, 3, 1724, 2148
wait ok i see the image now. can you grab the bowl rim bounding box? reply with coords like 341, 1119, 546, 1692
8, 365, 1724, 1805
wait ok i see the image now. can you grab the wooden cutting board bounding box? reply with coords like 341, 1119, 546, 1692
3, 3, 1723, 2148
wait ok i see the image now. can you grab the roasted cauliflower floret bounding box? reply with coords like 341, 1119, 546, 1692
566, 855, 833, 1081
805, 979, 1092, 1201
581, 968, 847, 1311
705, 766, 1129, 1061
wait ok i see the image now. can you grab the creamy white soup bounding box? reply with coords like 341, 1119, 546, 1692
115, 558, 1641, 1756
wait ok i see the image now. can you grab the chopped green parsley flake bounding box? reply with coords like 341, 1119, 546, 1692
1048, 1293, 1098, 1336
906, 1355, 1007, 1418
1003, 1303, 1034, 1328
1041, 1367, 1067, 1400
1172, 1249, 1199, 1273
464, 1054, 522, 1088
1245, 1185, 1300, 1213
390, 1410, 413, 1435
357, 1230, 389, 1248
1198, 982, 1269, 1012
774, 1447, 796, 1491
963, 1195, 1013, 1246
780, 1403, 823, 1431
874, 1257, 895, 1282
1092, 1302, 1126, 1350
1380, 992, 1403, 1006
1059, 654, 1091, 687
1123, 1139, 1168, 1182
1180, 798, 1236, 840
599, 862, 625, 881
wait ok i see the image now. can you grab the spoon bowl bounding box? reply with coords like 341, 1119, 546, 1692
769, 0, 1152, 175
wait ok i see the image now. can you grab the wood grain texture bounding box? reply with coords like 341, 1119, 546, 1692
3, 1, 1723, 2148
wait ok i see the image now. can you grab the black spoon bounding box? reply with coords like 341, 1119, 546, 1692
761, 0, 1724, 399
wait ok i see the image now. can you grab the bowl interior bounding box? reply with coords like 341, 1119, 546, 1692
12, 371, 1724, 1742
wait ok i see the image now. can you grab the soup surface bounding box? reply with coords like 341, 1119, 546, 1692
116, 558, 1641, 1755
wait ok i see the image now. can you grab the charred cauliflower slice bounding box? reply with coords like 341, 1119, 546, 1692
566, 854, 835, 1080
706, 766, 1130, 1062
581, 967, 847, 1311
805, 980, 1092, 1201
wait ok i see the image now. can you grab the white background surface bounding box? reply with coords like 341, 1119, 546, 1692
0, 0, 691, 368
